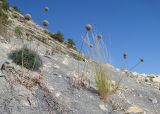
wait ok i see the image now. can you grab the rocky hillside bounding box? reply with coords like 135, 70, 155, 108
0, 7, 160, 114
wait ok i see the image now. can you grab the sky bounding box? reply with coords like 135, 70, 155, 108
8, 0, 160, 74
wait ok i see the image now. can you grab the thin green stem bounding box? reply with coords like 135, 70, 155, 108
32, 42, 39, 71
77, 31, 88, 77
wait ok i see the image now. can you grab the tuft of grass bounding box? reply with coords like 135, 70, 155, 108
95, 65, 111, 100
9, 47, 43, 71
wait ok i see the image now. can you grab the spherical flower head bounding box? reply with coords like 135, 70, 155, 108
140, 58, 144, 62
97, 34, 102, 40
85, 24, 92, 31
44, 6, 49, 12
43, 20, 49, 26
24, 14, 32, 21
89, 44, 93, 48
123, 53, 128, 59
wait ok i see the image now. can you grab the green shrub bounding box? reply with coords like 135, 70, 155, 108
50, 32, 64, 43
67, 38, 75, 48
75, 54, 85, 61
95, 65, 111, 100
0, 0, 9, 10
9, 47, 43, 71
12, 6, 21, 13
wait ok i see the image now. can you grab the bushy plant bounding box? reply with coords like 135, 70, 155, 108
67, 38, 75, 48
12, 6, 21, 13
50, 32, 64, 43
9, 47, 43, 71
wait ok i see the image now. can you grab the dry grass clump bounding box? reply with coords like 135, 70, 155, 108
18, 70, 43, 90
95, 65, 111, 100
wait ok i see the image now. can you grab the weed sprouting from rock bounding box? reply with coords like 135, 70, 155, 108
95, 65, 111, 100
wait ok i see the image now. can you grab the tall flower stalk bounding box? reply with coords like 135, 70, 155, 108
77, 24, 92, 77
129, 58, 144, 70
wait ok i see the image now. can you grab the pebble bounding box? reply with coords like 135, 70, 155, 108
58, 75, 62, 78
62, 58, 69, 65
89, 95, 94, 100
99, 104, 108, 112
138, 94, 143, 98
54, 64, 60, 69
149, 98, 158, 104
55, 92, 61, 98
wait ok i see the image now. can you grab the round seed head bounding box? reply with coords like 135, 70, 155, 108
24, 14, 32, 21
85, 24, 92, 31
44, 6, 49, 12
123, 53, 128, 59
140, 58, 144, 62
89, 44, 93, 48
97, 34, 102, 40
43, 20, 49, 26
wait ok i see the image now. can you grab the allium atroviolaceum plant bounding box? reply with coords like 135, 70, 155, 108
140, 58, 144, 63
85, 24, 92, 31
44, 6, 49, 12
89, 44, 93, 48
97, 34, 102, 40
24, 14, 32, 21
43, 20, 49, 26
123, 53, 128, 60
